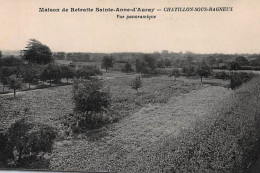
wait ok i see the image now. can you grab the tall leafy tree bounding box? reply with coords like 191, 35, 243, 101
22, 39, 53, 64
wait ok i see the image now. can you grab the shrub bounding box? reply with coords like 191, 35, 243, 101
64, 112, 113, 132
75, 65, 102, 79
228, 72, 255, 90
60, 65, 75, 83
0, 131, 8, 167
182, 65, 196, 76
72, 79, 111, 130
2, 118, 57, 167
130, 75, 142, 93
73, 78, 110, 113
101, 56, 113, 72
122, 62, 133, 73
135, 55, 157, 75
229, 61, 241, 71
169, 68, 181, 80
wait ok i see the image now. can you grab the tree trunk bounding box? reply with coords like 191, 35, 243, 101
67, 78, 69, 84
14, 89, 16, 97
2, 85, 4, 92
29, 83, 31, 89
201, 76, 203, 83
49, 79, 52, 87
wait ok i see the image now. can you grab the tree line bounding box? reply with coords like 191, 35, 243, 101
0, 39, 102, 97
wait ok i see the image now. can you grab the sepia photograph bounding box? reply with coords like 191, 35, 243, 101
1, 0, 260, 172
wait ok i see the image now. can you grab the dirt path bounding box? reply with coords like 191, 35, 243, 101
50, 86, 230, 172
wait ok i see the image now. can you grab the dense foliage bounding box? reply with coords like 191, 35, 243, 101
169, 68, 181, 80
0, 118, 57, 168
130, 75, 142, 93
22, 39, 53, 64
228, 72, 255, 90
182, 65, 196, 76
73, 78, 110, 113
135, 54, 157, 75
102, 56, 113, 72
75, 65, 102, 79
122, 61, 134, 73
40, 64, 62, 86
71, 79, 111, 129
196, 61, 212, 82
8, 74, 23, 97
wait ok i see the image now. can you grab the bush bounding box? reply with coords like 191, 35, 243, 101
0, 131, 8, 167
135, 55, 157, 75
75, 65, 102, 79
169, 68, 181, 80
2, 118, 57, 167
182, 65, 196, 76
60, 65, 75, 83
101, 56, 113, 72
228, 61, 241, 71
130, 75, 142, 93
73, 78, 110, 113
72, 79, 111, 130
64, 112, 113, 132
228, 72, 255, 90
122, 62, 133, 73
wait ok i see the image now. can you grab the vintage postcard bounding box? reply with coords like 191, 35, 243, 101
0, 0, 260, 172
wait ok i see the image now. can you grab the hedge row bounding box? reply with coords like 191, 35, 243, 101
153, 76, 260, 172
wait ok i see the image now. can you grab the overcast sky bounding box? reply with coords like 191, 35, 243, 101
0, 0, 260, 54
